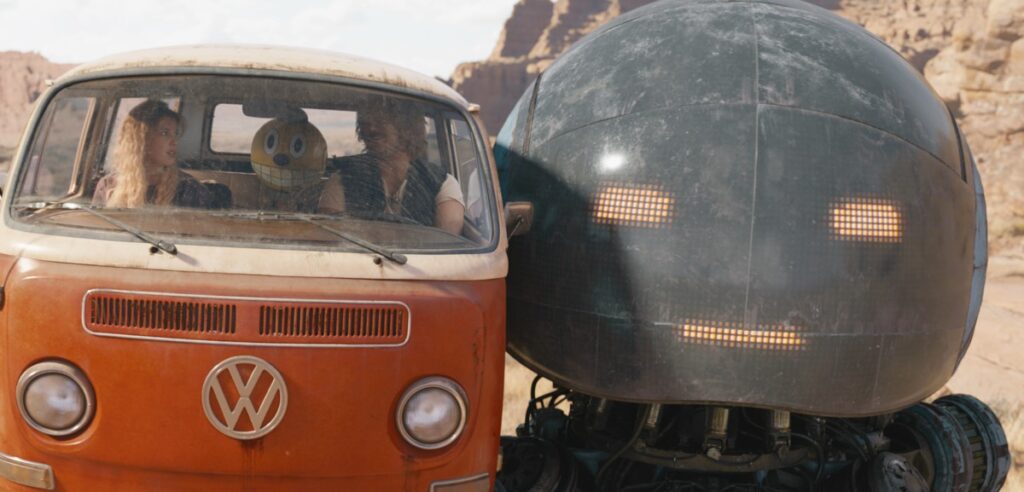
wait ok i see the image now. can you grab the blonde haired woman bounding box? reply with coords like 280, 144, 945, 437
92, 99, 211, 208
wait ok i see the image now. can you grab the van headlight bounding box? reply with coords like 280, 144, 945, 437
17, 361, 95, 437
396, 377, 467, 450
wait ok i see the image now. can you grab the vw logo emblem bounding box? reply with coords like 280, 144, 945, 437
201, 356, 288, 440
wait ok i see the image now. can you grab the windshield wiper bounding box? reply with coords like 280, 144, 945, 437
215, 211, 407, 265
296, 215, 407, 265
19, 201, 177, 255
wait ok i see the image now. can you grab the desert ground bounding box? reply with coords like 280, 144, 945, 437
947, 255, 1024, 489
501, 255, 1024, 489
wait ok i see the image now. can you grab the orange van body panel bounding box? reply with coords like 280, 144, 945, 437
0, 257, 505, 490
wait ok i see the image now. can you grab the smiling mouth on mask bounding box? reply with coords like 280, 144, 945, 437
253, 163, 322, 191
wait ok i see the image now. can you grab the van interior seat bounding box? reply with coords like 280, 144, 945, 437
200, 181, 233, 209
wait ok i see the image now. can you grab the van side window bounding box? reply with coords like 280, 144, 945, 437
424, 115, 443, 165
210, 104, 361, 158
19, 96, 94, 198
449, 117, 491, 240
210, 103, 269, 155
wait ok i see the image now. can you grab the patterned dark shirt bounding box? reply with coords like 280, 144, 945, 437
330, 155, 445, 225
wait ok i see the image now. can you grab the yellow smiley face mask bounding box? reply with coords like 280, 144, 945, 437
251, 118, 327, 191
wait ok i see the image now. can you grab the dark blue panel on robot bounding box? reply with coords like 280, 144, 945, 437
751, 1, 961, 172
527, 1, 756, 147
506, 104, 757, 325
746, 106, 974, 409
507, 300, 960, 414
501, 0, 978, 417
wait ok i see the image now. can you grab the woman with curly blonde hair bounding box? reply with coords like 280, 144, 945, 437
93, 99, 211, 208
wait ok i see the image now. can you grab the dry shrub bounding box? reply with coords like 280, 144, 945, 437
501, 354, 534, 434
501, 354, 557, 435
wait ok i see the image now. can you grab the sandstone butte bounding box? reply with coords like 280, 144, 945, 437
0, 0, 1021, 253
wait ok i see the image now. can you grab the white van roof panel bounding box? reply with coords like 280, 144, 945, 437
58, 44, 469, 107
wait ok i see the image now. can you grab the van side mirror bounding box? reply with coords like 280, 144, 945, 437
505, 202, 534, 238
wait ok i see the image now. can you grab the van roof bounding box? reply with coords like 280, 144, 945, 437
57, 44, 469, 107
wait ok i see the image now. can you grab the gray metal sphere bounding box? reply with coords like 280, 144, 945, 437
497, 0, 986, 416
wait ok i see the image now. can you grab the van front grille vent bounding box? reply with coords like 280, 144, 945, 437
88, 296, 237, 334
82, 290, 410, 346
258, 305, 406, 342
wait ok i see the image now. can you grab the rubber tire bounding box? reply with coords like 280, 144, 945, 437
889, 403, 973, 492
934, 394, 1011, 492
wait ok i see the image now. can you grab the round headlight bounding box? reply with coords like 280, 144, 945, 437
17, 361, 95, 437
397, 377, 467, 450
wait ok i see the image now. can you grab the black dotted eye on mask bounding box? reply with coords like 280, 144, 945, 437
264, 130, 279, 155
291, 135, 306, 158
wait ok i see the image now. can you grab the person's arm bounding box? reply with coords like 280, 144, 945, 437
435, 174, 465, 235
436, 200, 465, 235
317, 173, 346, 214
91, 175, 115, 207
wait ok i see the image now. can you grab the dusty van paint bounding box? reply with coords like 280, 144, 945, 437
0, 46, 505, 491
57, 45, 469, 107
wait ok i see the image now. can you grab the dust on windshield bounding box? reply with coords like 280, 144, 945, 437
10, 75, 497, 253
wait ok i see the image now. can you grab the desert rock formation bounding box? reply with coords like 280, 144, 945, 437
451, 0, 1024, 253
491, 0, 557, 59
923, 0, 1024, 252
452, 0, 659, 133
0, 51, 73, 151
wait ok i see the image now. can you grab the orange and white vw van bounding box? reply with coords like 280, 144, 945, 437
0, 45, 509, 491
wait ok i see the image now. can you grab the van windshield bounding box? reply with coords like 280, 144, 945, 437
9, 75, 497, 253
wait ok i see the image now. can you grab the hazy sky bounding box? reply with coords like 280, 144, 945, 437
0, 0, 525, 78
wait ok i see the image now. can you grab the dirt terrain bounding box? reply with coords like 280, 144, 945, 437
948, 257, 1024, 409
947, 255, 1024, 489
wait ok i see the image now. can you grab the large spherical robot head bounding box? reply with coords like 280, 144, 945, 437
251, 116, 327, 191
497, 0, 986, 416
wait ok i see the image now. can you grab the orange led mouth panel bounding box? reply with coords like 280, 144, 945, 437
592, 182, 677, 228
673, 320, 806, 351
829, 197, 903, 243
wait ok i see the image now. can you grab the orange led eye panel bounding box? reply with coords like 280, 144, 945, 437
673, 320, 806, 351
829, 197, 903, 243
592, 182, 677, 228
